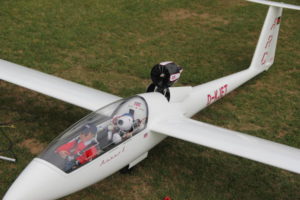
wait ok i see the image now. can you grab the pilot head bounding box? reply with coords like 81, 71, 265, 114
80, 124, 97, 142
116, 114, 133, 132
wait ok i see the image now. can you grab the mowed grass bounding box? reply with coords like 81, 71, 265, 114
0, 0, 299, 199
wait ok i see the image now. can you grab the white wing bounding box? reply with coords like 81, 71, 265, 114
151, 116, 300, 174
0, 59, 121, 111
247, 0, 300, 10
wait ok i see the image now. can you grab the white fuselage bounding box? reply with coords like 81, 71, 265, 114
4, 93, 170, 200
4, 67, 263, 200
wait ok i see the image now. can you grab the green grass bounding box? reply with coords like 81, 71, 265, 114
0, 0, 300, 199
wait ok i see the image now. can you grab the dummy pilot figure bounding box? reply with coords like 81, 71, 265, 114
113, 109, 141, 140
56, 124, 99, 172
97, 112, 136, 149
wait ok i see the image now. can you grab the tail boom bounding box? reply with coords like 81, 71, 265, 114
179, 68, 259, 117
176, 1, 300, 117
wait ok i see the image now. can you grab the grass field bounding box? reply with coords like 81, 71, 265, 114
0, 0, 300, 199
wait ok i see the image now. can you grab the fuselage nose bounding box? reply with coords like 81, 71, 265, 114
3, 158, 68, 200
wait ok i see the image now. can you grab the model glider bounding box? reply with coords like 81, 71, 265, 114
1, 0, 300, 199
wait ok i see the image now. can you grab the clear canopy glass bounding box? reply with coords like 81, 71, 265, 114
39, 96, 148, 173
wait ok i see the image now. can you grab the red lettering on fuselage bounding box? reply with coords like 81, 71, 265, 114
99, 146, 126, 167
261, 51, 268, 65
207, 84, 228, 105
265, 35, 273, 49
270, 17, 280, 30
261, 16, 281, 67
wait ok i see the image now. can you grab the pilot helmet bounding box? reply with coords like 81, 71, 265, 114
117, 114, 133, 131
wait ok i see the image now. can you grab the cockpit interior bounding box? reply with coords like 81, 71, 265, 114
39, 96, 148, 173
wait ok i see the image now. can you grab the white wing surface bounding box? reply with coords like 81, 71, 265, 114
247, 0, 300, 10
151, 116, 300, 174
0, 59, 121, 111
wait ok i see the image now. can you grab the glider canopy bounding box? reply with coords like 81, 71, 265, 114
39, 96, 148, 173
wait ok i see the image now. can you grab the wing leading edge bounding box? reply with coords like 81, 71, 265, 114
151, 116, 300, 174
0, 59, 121, 111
